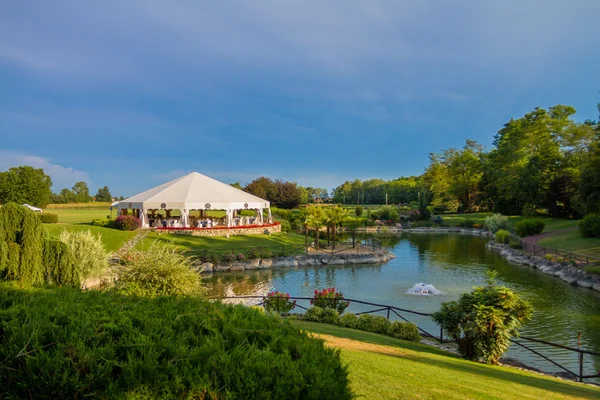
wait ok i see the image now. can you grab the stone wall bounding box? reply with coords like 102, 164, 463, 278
487, 241, 600, 292
160, 223, 281, 237
197, 249, 396, 273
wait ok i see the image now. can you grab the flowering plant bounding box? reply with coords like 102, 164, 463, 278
236, 253, 246, 261
263, 291, 296, 315
310, 288, 350, 315
220, 253, 236, 263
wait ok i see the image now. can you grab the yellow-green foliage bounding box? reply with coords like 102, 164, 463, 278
60, 230, 108, 283
0, 284, 352, 399
115, 242, 204, 298
495, 229, 511, 244
43, 239, 78, 286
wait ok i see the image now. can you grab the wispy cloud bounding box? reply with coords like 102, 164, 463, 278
0, 151, 91, 190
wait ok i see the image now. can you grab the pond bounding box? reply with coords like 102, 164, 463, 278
204, 233, 600, 377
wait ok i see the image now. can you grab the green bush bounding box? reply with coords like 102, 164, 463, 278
579, 214, 600, 238
0, 284, 352, 399
305, 306, 325, 322
411, 221, 434, 228
321, 308, 341, 325
60, 230, 109, 284
495, 229, 511, 244
515, 219, 545, 237
91, 218, 113, 227
114, 215, 140, 230
339, 313, 358, 329
432, 272, 533, 364
355, 206, 363, 217
263, 291, 296, 315
355, 314, 391, 334
484, 213, 510, 233
37, 213, 58, 223
279, 219, 292, 232
114, 242, 204, 298
387, 321, 421, 341
457, 219, 475, 228
509, 239, 523, 249
310, 288, 349, 315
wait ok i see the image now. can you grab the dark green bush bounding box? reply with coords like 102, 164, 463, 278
0, 284, 352, 399
515, 219, 545, 237
495, 229, 511, 244
355, 206, 363, 217
509, 239, 523, 249
37, 213, 58, 223
457, 219, 475, 228
387, 321, 421, 341
321, 308, 340, 325
433, 215, 444, 225
579, 214, 600, 238
339, 313, 358, 329
355, 314, 391, 334
279, 219, 291, 232
114, 215, 140, 230
91, 218, 113, 227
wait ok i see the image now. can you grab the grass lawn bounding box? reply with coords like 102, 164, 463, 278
538, 229, 600, 259
45, 202, 113, 210
292, 321, 600, 400
441, 213, 579, 233
138, 231, 307, 257
41, 209, 136, 252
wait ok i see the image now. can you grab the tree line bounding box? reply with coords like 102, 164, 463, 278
0, 166, 120, 207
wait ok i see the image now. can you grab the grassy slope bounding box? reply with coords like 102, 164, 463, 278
139, 231, 307, 256
292, 321, 600, 400
42, 209, 136, 252
441, 213, 579, 233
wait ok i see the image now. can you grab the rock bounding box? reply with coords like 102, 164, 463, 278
593, 283, 600, 292
577, 279, 594, 288
560, 274, 578, 284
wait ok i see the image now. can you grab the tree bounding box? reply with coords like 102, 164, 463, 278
95, 186, 112, 202
272, 180, 303, 209
72, 181, 92, 203
326, 207, 349, 249
230, 182, 243, 190
0, 166, 52, 207
244, 177, 277, 201
306, 206, 325, 250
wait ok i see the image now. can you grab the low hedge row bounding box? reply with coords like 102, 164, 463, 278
0, 285, 351, 399
304, 306, 421, 342
515, 219, 545, 237
37, 213, 58, 223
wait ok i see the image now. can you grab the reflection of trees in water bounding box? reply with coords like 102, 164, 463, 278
205, 270, 273, 298
404, 233, 489, 265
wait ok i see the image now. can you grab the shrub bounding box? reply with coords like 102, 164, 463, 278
411, 221, 434, 228
210, 254, 219, 265
495, 229, 511, 244
305, 306, 325, 322
387, 321, 421, 341
37, 213, 58, 223
263, 291, 296, 315
279, 219, 292, 232
473, 223, 484, 229
458, 219, 475, 228
91, 218, 113, 227
432, 272, 533, 364
339, 312, 359, 329
43, 239, 78, 286
515, 219, 545, 237
59, 230, 109, 284
355, 206, 363, 217
311, 288, 350, 315
321, 308, 341, 325
484, 214, 510, 233
236, 253, 246, 261
221, 253, 236, 263
260, 248, 273, 258
433, 215, 444, 225
358, 314, 391, 334
379, 206, 400, 222
0, 284, 352, 399
509, 240, 522, 249
579, 214, 600, 238
115, 242, 204, 298
114, 215, 141, 230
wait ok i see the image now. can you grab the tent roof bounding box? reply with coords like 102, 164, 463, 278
22, 203, 42, 212
117, 172, 269, 211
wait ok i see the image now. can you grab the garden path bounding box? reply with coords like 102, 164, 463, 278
521, 228, 577, 245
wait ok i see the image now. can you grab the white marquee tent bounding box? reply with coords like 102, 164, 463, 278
117, 172, 271, 228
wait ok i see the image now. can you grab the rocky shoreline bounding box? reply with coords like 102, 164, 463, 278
486, 241, 600, 292
196, 249, 396, 273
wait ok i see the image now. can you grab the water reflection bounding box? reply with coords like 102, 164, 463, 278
203, 233, 600, 377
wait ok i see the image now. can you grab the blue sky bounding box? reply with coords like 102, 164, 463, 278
1, 1, 599, 196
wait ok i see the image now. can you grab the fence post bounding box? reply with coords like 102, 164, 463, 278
440, 323, 443, 342
577, 332, 583, 382
386, 307, 390, 320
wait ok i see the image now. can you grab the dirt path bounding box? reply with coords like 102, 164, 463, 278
521, 228, 576, 245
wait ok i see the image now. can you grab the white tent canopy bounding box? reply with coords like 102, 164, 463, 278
117, 172, 271, 228
23, 203, 42, 212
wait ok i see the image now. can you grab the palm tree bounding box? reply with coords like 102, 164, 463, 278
329, 207, 349, 249
306, 206, 325, 250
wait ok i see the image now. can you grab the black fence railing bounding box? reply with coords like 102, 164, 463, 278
213, 295, 600, 383
518, 239, 600, 266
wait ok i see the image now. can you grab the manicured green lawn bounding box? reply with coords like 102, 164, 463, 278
292, 321, 600, 400
138, 231, 307, 256
538, 230, 600, 259
44, 224, 137, 253
43, 209, 112, 224
441, 213, 578, 233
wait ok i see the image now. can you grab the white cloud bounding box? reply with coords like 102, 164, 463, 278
0, 151, 91, 190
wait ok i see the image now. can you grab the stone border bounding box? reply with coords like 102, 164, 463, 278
196, 250, 396, 273
487, 241, 600, 292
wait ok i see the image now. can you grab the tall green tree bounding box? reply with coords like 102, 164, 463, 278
0, 166, 52, 207
72, 181, 92, 203
94, 186, 112, 202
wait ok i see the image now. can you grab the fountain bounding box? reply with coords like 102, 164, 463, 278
406, 283, 442, 296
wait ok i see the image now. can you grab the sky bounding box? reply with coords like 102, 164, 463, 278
1, 1, 599, 197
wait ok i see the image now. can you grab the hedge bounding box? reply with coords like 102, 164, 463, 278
0, 284, 352, 399
579, 214, 600, 238
37, 213, 58, 223
515, 219, 545, 237
114, 215, 141, 231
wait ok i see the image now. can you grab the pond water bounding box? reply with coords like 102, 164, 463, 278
204, 233, 600, 377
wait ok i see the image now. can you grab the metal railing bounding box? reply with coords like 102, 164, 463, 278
518, 239, 600, 266
213, 295, 600, 382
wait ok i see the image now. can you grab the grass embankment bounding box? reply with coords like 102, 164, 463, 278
292, 321, 600, 400
441, 213, 578, 233
42, 208, 136, 252
139, 232, 307, 257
